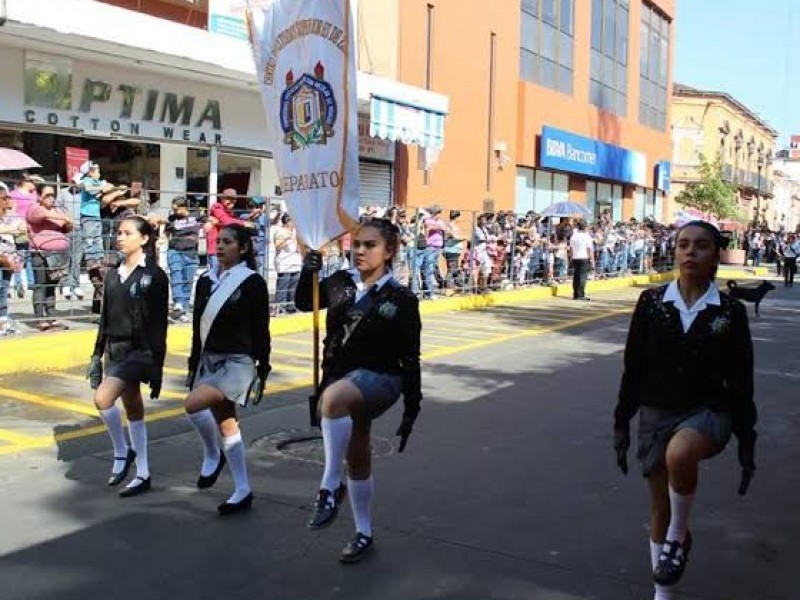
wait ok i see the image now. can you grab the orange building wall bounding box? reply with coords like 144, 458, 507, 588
517, 0, 674, 219
394, 0, 520, 214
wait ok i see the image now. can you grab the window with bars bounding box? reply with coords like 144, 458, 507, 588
520, 0, 575, 95
639, 4, 670, 130
589, 0, 629, 116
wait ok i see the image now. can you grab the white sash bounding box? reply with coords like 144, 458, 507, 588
199, 265, 255, 352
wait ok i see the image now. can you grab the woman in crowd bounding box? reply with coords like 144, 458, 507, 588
0, 184, 24, 336
273, 213, 302, 314
613, 221, 756, 599
184, 224, 270, 515
296, 218, 422, 563
27, 184, 73, 331
87, 216, 169, 497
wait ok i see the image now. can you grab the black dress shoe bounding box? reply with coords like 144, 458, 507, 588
218, 492, 253, 516
653, 530, 693, 586
307, 484, 347, 530
197, 452, 227, 489
339, 532, 374, 564
119, 476, 151, 498
108, 448, 136, 487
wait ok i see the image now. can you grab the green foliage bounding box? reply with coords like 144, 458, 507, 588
676, 154, 745, 222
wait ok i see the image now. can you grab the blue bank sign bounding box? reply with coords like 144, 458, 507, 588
655, 160, 672, 192
539, 126, 647, 187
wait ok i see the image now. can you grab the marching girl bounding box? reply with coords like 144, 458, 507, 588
296, 218, 422, 563
87, 215, 169, 497
184, 224, 270, 515
613, 221, 757, 599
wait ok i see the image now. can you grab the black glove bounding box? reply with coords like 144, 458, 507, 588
86, 355, 103, 390
185, 369, 196, 390
303, 249, 323, 272
737, 431, 756, 496
396, 406, 420, 453
150, 370, 163, 400
613, 426, 630, 475
257, 362, 272, 382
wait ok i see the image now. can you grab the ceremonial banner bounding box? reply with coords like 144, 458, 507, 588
247, 0, 360, 250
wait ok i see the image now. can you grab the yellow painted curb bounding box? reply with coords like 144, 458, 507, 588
0, 267, 775, 376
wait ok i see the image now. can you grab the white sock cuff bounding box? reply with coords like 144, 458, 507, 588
668, 486, 695, 501
128, 418, 146, 432
222, 432, 243, 451
99, 406, 121, 419
348, 476, 374, 488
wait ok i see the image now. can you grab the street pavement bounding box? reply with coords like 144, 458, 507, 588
0, 283, 797, 600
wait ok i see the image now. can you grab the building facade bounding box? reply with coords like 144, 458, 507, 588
770, 154, 800, 232
670, 83, 778, 229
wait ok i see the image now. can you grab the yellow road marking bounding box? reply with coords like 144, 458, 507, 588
278, 337, 314, 347
271, 348, 313, 359
50, 372, 185, 401
0, 387, 100, 416
0, 429, 41, 444
0, 305, 635, 456
422, 332, 482, 343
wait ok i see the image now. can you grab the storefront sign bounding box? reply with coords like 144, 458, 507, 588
208, 0, 248, 41
655, 160, 672, 192
65, 147, 89, 182
358, 114, 394, 161
539, 126, 647, 187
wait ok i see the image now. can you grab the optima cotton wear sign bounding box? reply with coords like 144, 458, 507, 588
246, 0, 359, 250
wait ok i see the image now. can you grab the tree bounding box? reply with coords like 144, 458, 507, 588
676, 153, 744, 222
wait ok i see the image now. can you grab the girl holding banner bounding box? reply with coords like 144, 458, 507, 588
86, 216, 169, 498
296, 218, 422, 563
184, 224, 271, 516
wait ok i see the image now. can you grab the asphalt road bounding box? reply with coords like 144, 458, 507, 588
0, 283, 797, 600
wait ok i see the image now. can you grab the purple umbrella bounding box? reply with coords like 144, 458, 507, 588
0, 148, 41, 171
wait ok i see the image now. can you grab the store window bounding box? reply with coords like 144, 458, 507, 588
634, 187, 661, 221
639, 4, 670, 130
520, 0, 574, 95
587, 181, 623, 222
515, 167, 569, 214
589, 0, 629, 116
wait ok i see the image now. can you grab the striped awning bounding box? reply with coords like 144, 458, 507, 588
369, 95, 447, 151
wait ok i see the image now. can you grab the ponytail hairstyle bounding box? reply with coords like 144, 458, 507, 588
121, 215, 157, 260
221, 223, 258, 271
677, 220, 724, 281
359, 217, 401, 266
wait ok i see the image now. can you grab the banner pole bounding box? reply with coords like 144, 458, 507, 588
310, 270, 321, 427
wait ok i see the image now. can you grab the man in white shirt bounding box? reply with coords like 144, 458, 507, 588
569, 220, 595, 300
781, 232, 800, 287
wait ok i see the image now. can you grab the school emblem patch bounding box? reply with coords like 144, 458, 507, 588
280, 61, 337, 151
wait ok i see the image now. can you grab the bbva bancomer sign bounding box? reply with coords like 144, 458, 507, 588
24, 77, 224, 145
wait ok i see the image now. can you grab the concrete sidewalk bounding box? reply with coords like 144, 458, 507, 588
0, 266, 770, 376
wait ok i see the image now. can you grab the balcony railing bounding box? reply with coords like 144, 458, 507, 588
721, 164, 773, 194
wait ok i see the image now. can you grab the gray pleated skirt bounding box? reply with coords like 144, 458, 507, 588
104, 339, 153, 384
193, 352, 256, 406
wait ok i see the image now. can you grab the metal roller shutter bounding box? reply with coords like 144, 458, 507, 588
359, 160, 393, 207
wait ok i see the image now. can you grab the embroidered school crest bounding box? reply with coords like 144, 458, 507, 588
710, 315, 730, 335
378, 301, 398, 320
280, 61, 337, 151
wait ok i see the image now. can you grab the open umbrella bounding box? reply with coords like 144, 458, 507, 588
0, 148, 41, 172
540, 201, 592, 218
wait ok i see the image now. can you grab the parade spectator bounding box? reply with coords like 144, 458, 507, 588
780, 232, 799, 287
165, 196, 204, 323
443, 210, 465, 291
9, 175, 39, 298
569, 221, 594, 300
0, 184, 23, 336
422, 205, 447, 299
58, 181, 85, 300
274, 213, 302, 313
206, 189, 253, 272
184, 223, 270, 515
27, 184, 72, 331
614, 220, 756, 596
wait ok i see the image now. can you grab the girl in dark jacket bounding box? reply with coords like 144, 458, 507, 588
87, 216, 169, 497
296, 218, 422, 563
184, 224, 270, 515
613, 221, 757, 599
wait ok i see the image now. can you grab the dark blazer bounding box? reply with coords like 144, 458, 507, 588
93, 257, 169, 370
614, 284, 756, 440
188, 271, 270, 372
295, 268, 422, 415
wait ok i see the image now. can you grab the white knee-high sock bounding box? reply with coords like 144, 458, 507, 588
348, 476, 374, 537
127, 419, 149, 481
187, 410, 221, 476
222, 432, 250, 503
650, 540, 674, 600
99, 406, 129, 473
320, 416, 353, 493
666, 486, 694, 543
